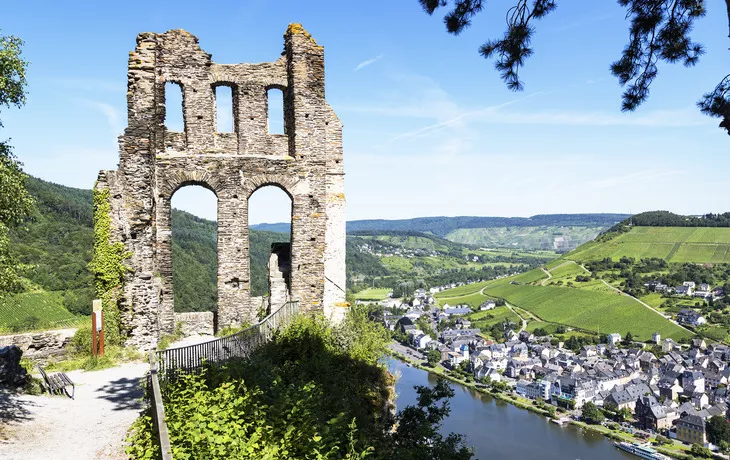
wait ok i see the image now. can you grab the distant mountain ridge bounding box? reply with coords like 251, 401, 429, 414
251, 214, 630, 237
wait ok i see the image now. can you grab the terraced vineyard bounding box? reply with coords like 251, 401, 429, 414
436, 263, 692, 340
0, 291, 87, 333
569, 227, 730, 263
482, 279, 690, 340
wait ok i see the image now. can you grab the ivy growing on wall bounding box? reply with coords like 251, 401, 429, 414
88, 188, 130, 346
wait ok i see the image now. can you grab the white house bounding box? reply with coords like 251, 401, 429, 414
652, 332, 661, 345
414, 334, 432, 349
476, 366, 502, 382
608, 333, 622, 346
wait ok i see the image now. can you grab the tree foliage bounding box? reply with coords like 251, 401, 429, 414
581, 401, 605, 424
0, 32, 32, 294
418, 1, 730, 135
427, 348, 442, 366
127, 308, 472, 459
707, 415, 730, 445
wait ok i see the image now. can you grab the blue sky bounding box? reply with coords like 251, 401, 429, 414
2, 0, 728, 224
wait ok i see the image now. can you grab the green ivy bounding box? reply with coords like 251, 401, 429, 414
88, 188, 130, 346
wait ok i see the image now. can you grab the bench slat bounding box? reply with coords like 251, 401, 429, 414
37, 365, 74, 397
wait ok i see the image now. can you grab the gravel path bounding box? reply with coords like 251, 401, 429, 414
0, 361, 148, 460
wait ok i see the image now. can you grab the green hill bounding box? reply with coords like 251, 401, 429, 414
436, 265, 692, 341
253, 214, 629, 251
345, 213, 629, 236
569, 226, 730, 263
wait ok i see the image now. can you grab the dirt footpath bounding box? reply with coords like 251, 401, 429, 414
0, 361, 148, 460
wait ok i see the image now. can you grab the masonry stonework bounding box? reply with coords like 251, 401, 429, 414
95, 25, 347, 350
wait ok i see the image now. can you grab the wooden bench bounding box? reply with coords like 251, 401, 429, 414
37, 365, 75, 399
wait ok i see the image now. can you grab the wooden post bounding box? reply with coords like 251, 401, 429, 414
92, 311, 98, 357
92, 299, 103, 356
99, 312, 105, 356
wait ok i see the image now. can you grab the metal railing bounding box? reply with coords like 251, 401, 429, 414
153, 300, 299, 382
148, 355, 173, 460
146, 300, 299, 459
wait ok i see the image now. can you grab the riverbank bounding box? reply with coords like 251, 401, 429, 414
388, 346, 700, 460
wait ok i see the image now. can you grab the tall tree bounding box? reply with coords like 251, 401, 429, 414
707, 415, 730, 445
418, 0, 730, 135
0, 32, 33, 293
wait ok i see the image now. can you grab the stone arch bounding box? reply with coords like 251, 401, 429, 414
155, 176, 221, 332
158, 170, 224, 199
241, 173, 300, 200
247, 183, 294, 315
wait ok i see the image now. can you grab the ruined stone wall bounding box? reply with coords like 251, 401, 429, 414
174, 312, 214, 337
0, 329, 77, 359
95, 25, 346, 350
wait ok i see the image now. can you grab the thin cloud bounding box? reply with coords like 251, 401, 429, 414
44, 77, 124, 93
73, 98, 124, 134
388, 91, 555, 142
354, 54, 383, 71
476, 107, 710, 127
589, 170, 683, 189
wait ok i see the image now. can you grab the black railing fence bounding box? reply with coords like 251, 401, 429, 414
153, 300, 299, 382
146, 300, 299, 459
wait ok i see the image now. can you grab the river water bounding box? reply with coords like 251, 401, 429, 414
389, 359, 636, 460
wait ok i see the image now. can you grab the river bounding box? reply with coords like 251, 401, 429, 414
389, 359, 636, 459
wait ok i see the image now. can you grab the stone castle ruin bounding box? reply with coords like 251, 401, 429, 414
95, 25, 346, 350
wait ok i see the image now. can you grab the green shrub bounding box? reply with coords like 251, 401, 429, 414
71, 324, 93, 354
127, 307, 472, 460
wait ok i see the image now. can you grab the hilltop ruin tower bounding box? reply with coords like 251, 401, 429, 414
95, 25, 346, 350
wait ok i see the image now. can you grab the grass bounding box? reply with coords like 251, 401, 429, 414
0, 291, 87, 333
469, 307, 522, 335
352, 288, 391, 301
45, 345, 142, 372
568, 226, 730, 263
435, 280, 493, 298
482, 280, 691, 340
438, 291, 490, 309
509, 268, 549, 285
548, 261, 586, 280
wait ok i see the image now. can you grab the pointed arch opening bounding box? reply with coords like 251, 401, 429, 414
248, 185, 292, 314
171, 185, 218, 312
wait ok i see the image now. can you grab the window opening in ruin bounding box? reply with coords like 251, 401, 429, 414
248, 186, 292, 310
164, 82, 184, 132
171, 185, 218, 312
267, 88, 284, 134
215, 85, 234, 133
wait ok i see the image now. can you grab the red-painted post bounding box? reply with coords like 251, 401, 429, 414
92, 311, 98, 357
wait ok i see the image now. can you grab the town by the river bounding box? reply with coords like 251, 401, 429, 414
390, 358, 635, 459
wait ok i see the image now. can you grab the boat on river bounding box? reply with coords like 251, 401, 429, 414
614, 441, 671, 460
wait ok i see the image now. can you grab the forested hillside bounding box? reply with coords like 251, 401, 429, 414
254, 214, 628, 250
3, 177, 288, 331
345, 214, 628, 236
